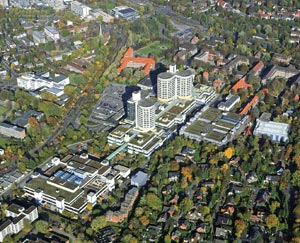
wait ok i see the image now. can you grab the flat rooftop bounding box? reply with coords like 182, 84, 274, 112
109, 125, 132, 138
25, 176, 82, 202
254, 120, 290, 136
182, 107, 246, 145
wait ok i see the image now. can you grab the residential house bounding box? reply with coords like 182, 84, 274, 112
249, 60, 264, 76
240, 95, 259, 115
264, 174, 281, 184
262, 65, 299, 84
168, 172, 179, 182
196, 222, 207, 233
272, 53, 292, 65
215, 227, 230, 238
213, 79, 224, 90
32, 31, 46, 45
246, 171, 258, 184
66, 60, 87, 74
44, 26, 60, 42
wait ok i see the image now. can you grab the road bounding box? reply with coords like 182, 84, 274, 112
28, 96, 85, 157
0, 60, 18, 90
157, 6, 202, 29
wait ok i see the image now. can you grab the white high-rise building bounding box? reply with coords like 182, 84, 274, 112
136, 99, 156, 131
71, 0, 91, 18
157, 65, 195, 102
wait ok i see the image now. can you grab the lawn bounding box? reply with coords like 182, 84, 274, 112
137, 41, 172, 57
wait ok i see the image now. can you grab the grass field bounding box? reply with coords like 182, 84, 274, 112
137, 41, 172, 57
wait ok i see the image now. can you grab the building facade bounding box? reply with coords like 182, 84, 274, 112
253, 120, 290, 142
0, 123, 25, 139
17, 72, 69, 91
32, 31, 46, 45
71, 1, 90, 18
157, 65, 195, 102
44, 26, 60, 41
0, 204, 38, 242
136, 100, 156, 131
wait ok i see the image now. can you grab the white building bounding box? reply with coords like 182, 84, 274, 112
0, 123, 25, 139
17, 72, 69, 91
0, 204, 38, 242
71, 1, 91, 18
157, 65, 195, 102
43, 0, 66, 11
111, 6, 139, 20
92, 9, 114, 23
253, 120, 290, 142
23, 154, 128, 215
136, 99, 156, 131
32, 31, 46, 45
44, 26, 60, 41
218, 95, 240, 111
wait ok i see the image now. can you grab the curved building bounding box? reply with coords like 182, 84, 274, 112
157, 72, 175, 102
176, 69, 194, 99
136, 99, 156, 131
157, 65, 195, 102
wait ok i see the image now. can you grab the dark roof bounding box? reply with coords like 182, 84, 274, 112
12, 110, 43, 128
24, 205, 36, 214
7, 203, 23, 215
119, 8, 136, 15
0, 220, 11, 231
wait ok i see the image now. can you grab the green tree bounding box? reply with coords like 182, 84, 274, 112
179, 198, 193, 215
35, 220, 49, 234
146, 193, 162, 211
235, 219, 246, 238
265, 214, 279, 230
91, 215, 106, 231
292, 171, 300, 188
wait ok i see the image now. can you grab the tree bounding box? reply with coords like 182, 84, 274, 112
140, 215, 150, 226
164, 234, 172, 243
179, 198, 193, 215
35, 220, 49, 234
146, 193, 162, 211
234, 219, 246, 238
292, 171, 300, 188
265, 214, 279, 230
17, 162, 26, 173
28, 117, 38, 128
86, 202, 93, 211
181, 166, 193, 181
224, 147, 233, 159
91, 216, 106, 231
270, 201, 280, 214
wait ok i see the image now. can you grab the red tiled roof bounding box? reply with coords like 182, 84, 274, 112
232, 78, 253, 92
203, 71, 209, 77
118, 48, 155, 74
240, 96, 259, 115
262, 88, 269, 93
252, 61, 264, 73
